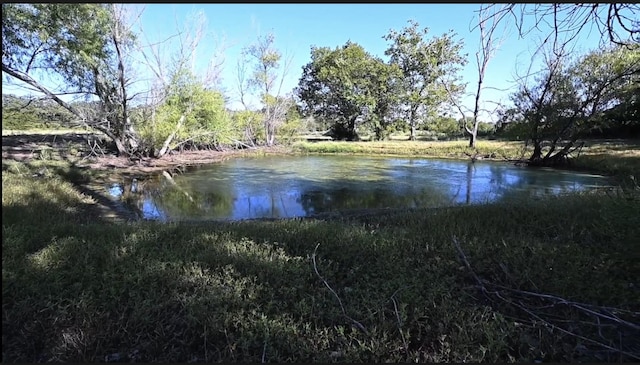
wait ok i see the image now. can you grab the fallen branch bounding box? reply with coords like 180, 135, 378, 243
452, 236, 488, 296
493, 290, 640, 360
311, 243, 368, 335
488, 282, 640, 331
391, 293, 408, 354
451, 236, 640, 361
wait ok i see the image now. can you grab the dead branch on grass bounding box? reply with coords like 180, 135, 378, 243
311, 243, 368, 335
452, 236, 640, 361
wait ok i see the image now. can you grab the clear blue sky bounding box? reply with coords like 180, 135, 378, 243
3, 4, 604, 122
135, 3, 602, 121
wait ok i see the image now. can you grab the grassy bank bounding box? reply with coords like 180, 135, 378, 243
292, 139, 640, 180
3, 160, 640, 362
292, 140, 526, 160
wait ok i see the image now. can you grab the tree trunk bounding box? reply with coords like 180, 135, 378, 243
410, 124, 416, 141
157, 114, 186, 158
529, 139, 543, 164
264, 120, 272, 146
93, 124, 129, 156
468, 120, 479, 148
348, 116, 360, 141
468, 132, 476, 147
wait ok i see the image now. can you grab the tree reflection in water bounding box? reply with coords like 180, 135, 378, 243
104, 156, 612, 221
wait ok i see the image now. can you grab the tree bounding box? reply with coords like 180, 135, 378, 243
442, 6, 504, 148
481, 4, 640, 49
427, 115, 463, 138
138, 68, 232, 157
135, 9, 230, 157
2, 4, 139, 156
368, 61, 403, 141
239, 33, 293, 146
383, 20, 467, 141
297, 41, 395, 141
511, 44, 639, 166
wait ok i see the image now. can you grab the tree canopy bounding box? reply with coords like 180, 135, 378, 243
509, 44, 639, 165
297, 41, 399, 141
383, 21, 467, 140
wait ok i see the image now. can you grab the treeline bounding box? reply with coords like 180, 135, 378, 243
2, 4, 638, 163
295, 37, 639, 146
2, 95, 75, 130
2, 4, 306, 158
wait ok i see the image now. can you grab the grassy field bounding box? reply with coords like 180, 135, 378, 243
293, 139, 640, 181
292, 140, 526, 160
2, 133, 640, 362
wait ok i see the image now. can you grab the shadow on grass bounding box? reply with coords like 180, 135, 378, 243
3, 220, 407, 362
4, 163, 640, 362
582, 139, 640, 151
573, 153, 640, 182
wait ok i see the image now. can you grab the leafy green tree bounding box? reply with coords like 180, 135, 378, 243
383, 20, 467, 141
239, 33, 292, 146
297, 41, 396, 141
511, 44, 639, 165
278, 102, 305, 143
231, 110, 263, 147
139, 68, 232, 157
592, 82, 640, 137
428, 116, 463, 137
477, 121, 496, 137
2, 4, 138, 155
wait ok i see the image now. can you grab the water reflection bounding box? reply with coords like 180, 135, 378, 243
105, 155, 612, 222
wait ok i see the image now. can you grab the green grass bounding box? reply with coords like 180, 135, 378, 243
3, 160, 640, 362
2, 128, 96, 136
292, 140, 527, 160
292, 139, 640, 180
571, 139, 640, 183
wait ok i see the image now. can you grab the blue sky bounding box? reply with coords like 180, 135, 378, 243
135, 3, 603, 120
3, 4, 605, 122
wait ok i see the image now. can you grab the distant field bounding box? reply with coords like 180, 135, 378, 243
2, 128, 96, 136
293, 139, 528, 160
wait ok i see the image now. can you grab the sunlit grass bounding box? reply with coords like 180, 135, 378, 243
572, 139, 640, 182
3, 160, 640, 362
292, 139, 640, 180
292, 140, 528, 160
2, 128, 96, 136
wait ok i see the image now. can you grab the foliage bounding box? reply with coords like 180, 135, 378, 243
241, 33, 292, 146
383, 20, 467, 140
2, 4, 141, 156
1, 95, 76, 130
137, 69, 232, 155
427, 116, 463, 137
477, 121, 495, 137
230, 110, 264, 146
510, 44, 639, 165
2, 4, 113, 90
297, 42, 400, 141
278, 104, 305, 144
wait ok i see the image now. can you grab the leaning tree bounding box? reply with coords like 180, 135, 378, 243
2, 4, 140, 156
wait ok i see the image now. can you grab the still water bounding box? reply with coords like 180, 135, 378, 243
106, 155, 611, 221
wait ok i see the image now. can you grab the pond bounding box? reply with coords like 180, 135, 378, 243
105, 155, 612, 222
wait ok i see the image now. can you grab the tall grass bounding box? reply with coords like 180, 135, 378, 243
3, 161, 639, 362
292, 139, 640, 181
292, 140, 528, 160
